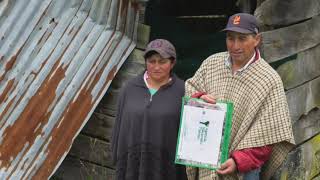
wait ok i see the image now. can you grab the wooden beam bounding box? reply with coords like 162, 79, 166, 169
256, 0, 267, 7
276, 45, 320, 90
53, 155, 115, 180
127, 48, 145, 65
69, 134, 113, 168
95, 88, 119, 117
236, 0, 253, 13
82, 112, 115, 141
261, 15, 320, 63
272, 134, 320, 180
94, 49, 145, 117
136, 23, 150, 50
255, 0, 320, 26
138, 3, 147, 24
293, 108, 320, 145
286, 76, 320, 123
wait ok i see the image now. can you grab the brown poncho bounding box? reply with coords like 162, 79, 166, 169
185, 52, 295, 180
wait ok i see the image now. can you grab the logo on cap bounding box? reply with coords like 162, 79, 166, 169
233, 15, 241, 25
150, 41, 163, 48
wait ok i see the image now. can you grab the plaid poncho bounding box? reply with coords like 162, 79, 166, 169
185, 52, 295, 180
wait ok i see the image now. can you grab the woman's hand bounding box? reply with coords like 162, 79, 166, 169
216, 158, 237, 175
199, 94, 216, 104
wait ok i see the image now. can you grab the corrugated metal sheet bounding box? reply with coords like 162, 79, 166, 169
0, 0, 140, 179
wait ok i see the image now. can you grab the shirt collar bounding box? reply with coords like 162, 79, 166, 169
143, 71, 150, 88
143, 71, 172, 89
225, 48, 260, 74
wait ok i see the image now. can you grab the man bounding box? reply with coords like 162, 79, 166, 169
185, 13, 295, 180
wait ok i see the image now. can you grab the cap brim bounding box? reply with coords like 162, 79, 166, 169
222, 27, 254, 34
144, 48, 172, 59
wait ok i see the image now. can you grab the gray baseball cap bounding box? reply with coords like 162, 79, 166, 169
223, 13, 259, 34
144, 39, 177, 59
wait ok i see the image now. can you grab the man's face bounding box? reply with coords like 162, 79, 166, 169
226, 31, 261, 64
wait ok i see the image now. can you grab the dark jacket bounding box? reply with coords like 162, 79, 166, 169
111, 73, 187, 180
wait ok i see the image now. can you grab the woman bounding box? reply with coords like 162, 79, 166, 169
111, 39, 187, 180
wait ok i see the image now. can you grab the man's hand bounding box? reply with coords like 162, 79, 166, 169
216, 158, 237, 175
200, 94, 216, 104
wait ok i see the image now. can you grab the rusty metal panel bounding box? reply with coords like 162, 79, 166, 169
0, 0, 140, 179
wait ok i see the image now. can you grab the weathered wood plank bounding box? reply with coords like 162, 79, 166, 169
313, 175, 320, 180
69, 134, 113, 168
94, 48, 145, 116
256, 0, 267, 7
261, 15, 320, 63
293, 108, 320, 145
52, 155, 115, 180
95, 87, 119, 117
255, 0, 320, 26
82, 112, 114, 141
286, 76, 320, 124
277, 44, 320, 89
138, 3, 146, 23
120, 60, 145, 75
110, 70, 139, 91
127, 48, 145, 65
136, 23, 150, 50
236, 0, 253, 13
102, 49, 145, 91
272, 134, 320, 180
111, 62, 145, 90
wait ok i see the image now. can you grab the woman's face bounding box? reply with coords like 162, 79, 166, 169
146, 53, 175, 82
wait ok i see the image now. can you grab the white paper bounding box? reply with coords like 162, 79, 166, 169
177, 103, 226, 166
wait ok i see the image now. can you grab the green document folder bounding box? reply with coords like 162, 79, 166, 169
175, 96, 233, 170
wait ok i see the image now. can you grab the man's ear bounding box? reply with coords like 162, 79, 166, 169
254, 33, 262, 47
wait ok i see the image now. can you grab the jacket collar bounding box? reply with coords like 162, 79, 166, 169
131, 71, 177, 89
225, 48, 261, 74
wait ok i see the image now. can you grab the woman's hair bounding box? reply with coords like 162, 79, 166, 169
144, 50, 175, 63
144, 50, 176, 75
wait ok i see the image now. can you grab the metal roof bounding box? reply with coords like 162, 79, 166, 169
0, 0, 140, 178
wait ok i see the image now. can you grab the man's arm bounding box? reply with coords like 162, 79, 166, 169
231, 145, 272, 173
217, 145, 272, 174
